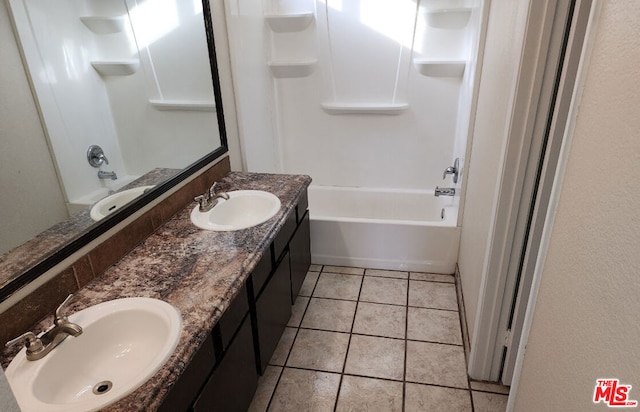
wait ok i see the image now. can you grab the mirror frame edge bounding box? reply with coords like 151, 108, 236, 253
0, 0, 229, 304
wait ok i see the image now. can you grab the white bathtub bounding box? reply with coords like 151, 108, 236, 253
309, 186, 461, 274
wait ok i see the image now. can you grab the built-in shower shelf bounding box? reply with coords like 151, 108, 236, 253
425, 7, 472, 29
91, 60, 139, 76
80, 16, 126, 34
149, 99, 216, 111
269, 59, 317, 78
320, 102, 409, 115
265, 12, 314, 32
413, 59, 466, 78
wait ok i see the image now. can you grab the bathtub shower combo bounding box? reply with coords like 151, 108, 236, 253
228, 0, 485, 273
309, 186, 460, 273
9, 0, 217, 214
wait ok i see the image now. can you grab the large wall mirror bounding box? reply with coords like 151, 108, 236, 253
0, 0, 227, 301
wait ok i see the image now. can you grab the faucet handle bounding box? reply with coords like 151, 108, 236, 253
6, 332, 45, 355
442, 166, 456, 180
194, 194, 208, 209
208, 182, 220, 197
442, 158, 461, 183
54, 294, 74, 325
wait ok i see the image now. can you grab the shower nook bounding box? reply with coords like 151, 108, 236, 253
225, 0, 485, 272
8, 0, 219, 215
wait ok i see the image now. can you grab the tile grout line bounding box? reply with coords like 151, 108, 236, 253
331, 267, 365, 412
403, 274, 410, 412
263, 266, 322, 412
270, 364, 476, 392
261, 266, 476, 411
455, 273, 475, 412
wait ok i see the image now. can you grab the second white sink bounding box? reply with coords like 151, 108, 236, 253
90, 185, 154, 221
190, 190, 281, 231
5, 297, 182, 412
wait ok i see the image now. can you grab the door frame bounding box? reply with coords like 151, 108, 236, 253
467, 0, 599, 384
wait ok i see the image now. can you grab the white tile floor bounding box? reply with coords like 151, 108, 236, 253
249, 265, 509, 412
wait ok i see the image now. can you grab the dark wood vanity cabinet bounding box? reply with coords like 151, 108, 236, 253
254, 251, 292, 374
289, 211, 311, 303
193, 316, 256, 412
159, 191, 310, 411
159, 286, 256, 412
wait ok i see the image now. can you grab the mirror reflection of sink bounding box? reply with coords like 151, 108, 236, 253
90, 185, 154, 221
5, 297, 181, 412
190, 190, 281, 231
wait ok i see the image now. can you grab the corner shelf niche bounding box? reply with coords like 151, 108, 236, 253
265, 12, 314, 32
80, 16, 126, 34
91, 60, 139, 76
413, 59, 466, 78
268, 59, 317, 78
149, 100, 215, 112
320, 102, 409, 115
425, 7, 472, 29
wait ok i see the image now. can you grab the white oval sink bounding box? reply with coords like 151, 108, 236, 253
6, 297, 182, 412
90, 185, 154, 221
190, 190, 281, 231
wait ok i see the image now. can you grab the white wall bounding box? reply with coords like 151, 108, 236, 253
0, 1, 68, 255
226, 0, 482, 193
113, 0, 220, 175
9, 0, 129, 206
514, 2, 640, 409
457, 0, 530, 339
10, 0, 223, 208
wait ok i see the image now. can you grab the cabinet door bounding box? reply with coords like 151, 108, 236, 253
289, 211, 311, 303
192, 316, 257, 412
216, 284, 249, 352
158, 334, 216, 412
255, 252, 292, 373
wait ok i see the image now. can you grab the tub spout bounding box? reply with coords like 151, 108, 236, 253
434, 187, 455, 197
98, 170, 117, 180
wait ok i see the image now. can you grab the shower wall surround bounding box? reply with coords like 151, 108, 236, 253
225, 0, 484, 192
9, 0, 218, 211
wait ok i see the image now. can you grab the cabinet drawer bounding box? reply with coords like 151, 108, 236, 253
158, 333, 215, 412
289, 211, 311, 303
216, 284, 249, 352
273, 212, 296, 261
193, 317, 257, 412
296, 191, 309, 224
255, 252, 292, 373
250, 250, 273, 299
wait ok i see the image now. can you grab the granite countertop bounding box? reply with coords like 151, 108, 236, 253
1, 172, 311, 411
0, 168, 179, 290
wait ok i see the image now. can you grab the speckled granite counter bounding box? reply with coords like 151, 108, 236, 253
0, 168, 179, 290
1, 172, 311, 411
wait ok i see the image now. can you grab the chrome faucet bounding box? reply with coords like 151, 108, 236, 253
194, 182, 229, 212
87, 145, 110, 167
434, 187, 456, 197
5, 295, 83, 361
442, 158, 460, 183
98, 170, 118, 180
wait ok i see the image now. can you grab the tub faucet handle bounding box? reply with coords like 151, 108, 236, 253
87, 145, 109, 167
442, 158, 460, 183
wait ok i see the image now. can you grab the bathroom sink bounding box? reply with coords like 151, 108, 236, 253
90, 185, 154, 221
5, 297, 182, 412
190, 190, 281, 231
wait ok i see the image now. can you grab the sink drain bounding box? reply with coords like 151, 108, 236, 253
92, 381, 113, 395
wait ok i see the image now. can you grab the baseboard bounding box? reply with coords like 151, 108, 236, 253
455, 264, 471, 360
311, 254, 456, 274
